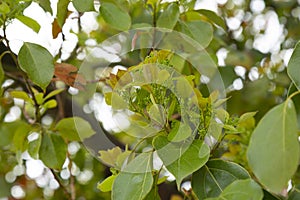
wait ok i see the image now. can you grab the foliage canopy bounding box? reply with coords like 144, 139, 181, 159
1, 0, 300, 200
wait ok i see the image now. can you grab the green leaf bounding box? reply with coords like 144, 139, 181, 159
13, 123, 31, 152
153, 136, 210, 189
289, 185, 300, 200
18, 42, 54, 90
157, 3, 180, 30
55, 117, 95, 141
39, 0, 52, 14
28, 134, 42, 159
98, 175, 117, 192
144, 174, 161, 200
288, 41, 300, 91
205, 179, 263, 200
100, 3, 131, 31
112, 152, 153, 200
39, 132, 67, 170
57, 0, 70, 27
192, 159, 250, 199
167, 121, 192, 142
73, 0, 95, 12
112, 172, 153, 200
177, 20, 213, 48
247, 100, 300, 193
0, 121, 28, 147
16, 15, 41, 33
196, 9, 226, 30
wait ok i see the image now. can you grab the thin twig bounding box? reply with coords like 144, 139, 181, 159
67, 152, 76, 200
50, 168, 72, 200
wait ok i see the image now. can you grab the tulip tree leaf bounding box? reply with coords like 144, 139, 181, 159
247, 100, 300, 193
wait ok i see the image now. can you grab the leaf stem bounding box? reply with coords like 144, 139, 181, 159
286, 90, 300, 102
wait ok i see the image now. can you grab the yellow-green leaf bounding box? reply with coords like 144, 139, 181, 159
98, 175, 117, 192
16, 15, 41, 33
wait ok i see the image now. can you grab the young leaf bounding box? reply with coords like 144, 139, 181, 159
55, 117, 95, 141
192, 159, 250, 199
10, 91, 34, 104
44, 89, 64, 101
18, 42, 54, 90
39, 132, 67, 170
157, 3, 180, 30
153, 136, 210, 189
99, 147, 123, 167
98, 175, 117, 192
205, 179, 263, 200
56, 0, 70, 27
247, 100, 299, 193
39, 0, 52, 14
100, 3, 131, 31
0, 2, 10, 14
73, 0, 95, 12
43, 99, 57, 109
16, 15, 41, 33
288, 41, 300, 91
